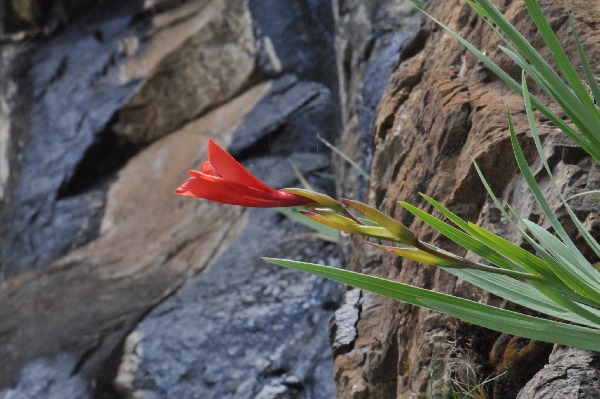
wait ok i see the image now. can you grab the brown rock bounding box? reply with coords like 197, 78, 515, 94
490, 334, 553, 398
332, 0, 600, 397
0, 82, 271, 388
114, 0, 257, 145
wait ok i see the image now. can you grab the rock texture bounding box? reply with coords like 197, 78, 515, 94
0, 353, 89, 399
331, 0, 600, 398
0, 0, 342, 396
113, 182, 340, 399
517, 346, 600, 399
1, 0, 144, 275
0, 83, 261, 389
3, 0, 600, 397
115, 0, 257, 145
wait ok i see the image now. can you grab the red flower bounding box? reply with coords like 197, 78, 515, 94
175, 139, 315, 208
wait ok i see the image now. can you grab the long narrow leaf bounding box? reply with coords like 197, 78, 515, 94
524, 221, 600, 301
421, 5, 600, 164
277, 208, 340, 243
476, 0, 600, 135
504, 206, 600, 309
263, 258, 600, 351
400, 199, 600, 326
521, 73, 600, 258
317, 135, 370, 181
571, 17, 600, 108
448, 268, 600, 328
507, 108, 574, 247
401, 201, 525, 273
523, 0, 600, 120
500, 46, 600, 152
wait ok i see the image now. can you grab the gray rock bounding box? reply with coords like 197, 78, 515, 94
241, 152, 331, 189
517, 346, 600, 399
1, 0, 344, 398
113, 152, 341, 399
1, 1, 143, 276
330, 288, 361, 357
114, 206, 342, 399
0, 353, 89, 399
358, 32, 411, 141
228, 75, 338, 158
249, 0, 339, 97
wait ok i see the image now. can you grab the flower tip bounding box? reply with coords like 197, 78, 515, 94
341, 198, 360, 206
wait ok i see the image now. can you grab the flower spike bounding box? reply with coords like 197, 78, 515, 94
176, 139, 315, 208
342, 199, 418, 245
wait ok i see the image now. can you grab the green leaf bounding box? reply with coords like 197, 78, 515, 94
420, 2, 600, 163
405, 0, 424, 10
317, 135, 370, 181
523, 220, 600, 305
507, 106, 573, 247
475, 0, 600, 137
401, 199, 524, 273
343, 199, 417, 245
568, 190, 600, 201
450, 268, 600, 328
313, 171, 336, 180
499, 46, 600, 153
571, 15, 600, 109
465, 0, 490, 20
520, 72, 600, 258
263, 258, 600, 351
523, 0, 600, 120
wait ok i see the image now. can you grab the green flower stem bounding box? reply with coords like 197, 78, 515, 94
414, 240, 545, 281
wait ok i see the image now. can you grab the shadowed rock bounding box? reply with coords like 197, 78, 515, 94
0, 84, 270, 389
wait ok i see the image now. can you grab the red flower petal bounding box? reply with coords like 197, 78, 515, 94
175, 140, 315, 208
176, 170, 312, 207
206, 139, 272, 191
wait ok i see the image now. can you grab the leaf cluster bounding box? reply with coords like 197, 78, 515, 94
266, 0, 600, 352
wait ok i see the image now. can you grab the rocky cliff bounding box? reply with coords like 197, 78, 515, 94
332, 0, 600, 398
0, 1, 342, 398
1, 0, 600, 398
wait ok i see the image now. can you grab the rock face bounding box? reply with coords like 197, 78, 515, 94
331, 0, 600, 398
0, 353, 89, 399
517, 346, 600, 399
113, 201, 340, 399
2, 0, 600, 397
0, 0, 342, 396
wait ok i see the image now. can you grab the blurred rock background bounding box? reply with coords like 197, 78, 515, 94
1, 0, 600, 398
0, 0, 347, 397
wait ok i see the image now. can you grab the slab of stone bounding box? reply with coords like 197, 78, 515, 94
517, 346, 600, 399
0, 83, 270, 389
0, 353, 89, 399
113, 155, 341, 399
115, 0, 257, 145
1, 0, 258, 276
1, 1, 144, 275
249, 0, 338, 97
228, 75, 338, 159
